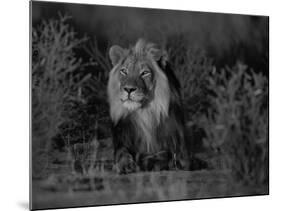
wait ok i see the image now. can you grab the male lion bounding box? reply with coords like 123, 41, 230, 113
108, 39, 188, 173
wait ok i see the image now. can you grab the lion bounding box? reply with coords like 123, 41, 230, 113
107, 39, 188, 173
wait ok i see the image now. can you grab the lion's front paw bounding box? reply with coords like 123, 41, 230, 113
115, 154, 137, 174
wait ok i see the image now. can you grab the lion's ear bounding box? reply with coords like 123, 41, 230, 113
149, 48, 168, 67
159, 50, 168, 67
109, 45, 126, 66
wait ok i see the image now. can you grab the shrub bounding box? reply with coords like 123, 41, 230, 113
32, 14, 87, 177
201, 63, 268, 185
169, 45, 213, 121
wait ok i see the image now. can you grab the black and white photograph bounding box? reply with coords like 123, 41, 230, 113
30, 1, 269, 210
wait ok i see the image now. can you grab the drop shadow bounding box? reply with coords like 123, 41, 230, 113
18, 201, 29, 210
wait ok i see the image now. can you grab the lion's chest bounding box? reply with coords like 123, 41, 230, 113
132, 109, 160, 153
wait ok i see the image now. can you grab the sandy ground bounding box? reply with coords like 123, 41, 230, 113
32, 169, 268, 210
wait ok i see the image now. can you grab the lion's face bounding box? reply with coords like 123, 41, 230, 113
108, 39, 170, 124
118, 56, 155, 111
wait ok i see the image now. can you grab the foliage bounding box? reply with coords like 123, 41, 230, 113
200, 63, 268, 185
168, 38, 213, 121
32, 14, 88, 177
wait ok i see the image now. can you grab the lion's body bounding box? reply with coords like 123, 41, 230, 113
108, 39, 188, 173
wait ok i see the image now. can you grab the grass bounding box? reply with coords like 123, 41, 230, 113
32, 162, 266, 210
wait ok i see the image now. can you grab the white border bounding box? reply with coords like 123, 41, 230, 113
0, 0, 280, 211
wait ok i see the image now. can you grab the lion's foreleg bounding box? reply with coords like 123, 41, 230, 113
114, 146, 138, 174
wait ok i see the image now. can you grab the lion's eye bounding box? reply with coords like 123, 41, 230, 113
141, 70, 151, 77
120, 68, 128, 75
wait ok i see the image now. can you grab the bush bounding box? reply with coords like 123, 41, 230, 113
32, 14, 88, 177
169, 44, 213, 121
200, 63, 268, 185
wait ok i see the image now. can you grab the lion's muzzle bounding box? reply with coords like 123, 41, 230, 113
120, 86, 144, 111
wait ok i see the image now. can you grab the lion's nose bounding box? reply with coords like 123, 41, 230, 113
124, 86, 137, 94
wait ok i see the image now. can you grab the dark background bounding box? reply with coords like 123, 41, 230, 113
32, 1, 269, 74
